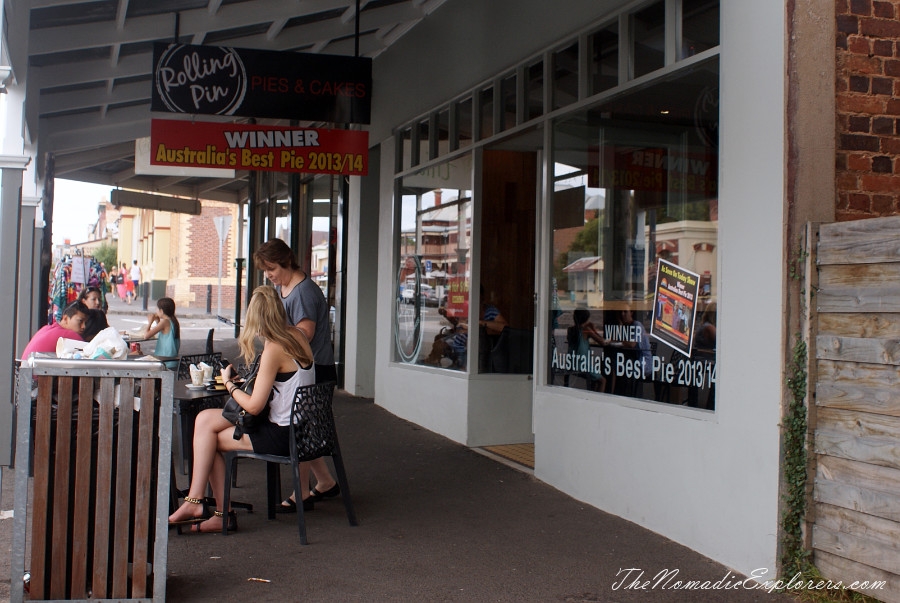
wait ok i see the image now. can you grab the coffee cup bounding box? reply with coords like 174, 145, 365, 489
190, 367, 204, 386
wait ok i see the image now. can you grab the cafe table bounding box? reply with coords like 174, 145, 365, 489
172, 381, 230, 478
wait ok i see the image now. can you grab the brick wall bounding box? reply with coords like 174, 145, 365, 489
166, 201, 242, 309
836, 0, 900, 220
186, 206, 235, 278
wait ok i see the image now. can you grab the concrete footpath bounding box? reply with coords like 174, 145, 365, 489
0, 296, 790, 602
163, 392, 791, 603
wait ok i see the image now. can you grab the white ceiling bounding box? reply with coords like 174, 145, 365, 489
8, 0, 447, 203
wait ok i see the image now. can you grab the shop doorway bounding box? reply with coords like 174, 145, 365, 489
478, 148, 537, 374
472, 139, 540, 457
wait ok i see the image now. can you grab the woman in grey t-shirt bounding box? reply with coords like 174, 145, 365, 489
254, 238, 340, 511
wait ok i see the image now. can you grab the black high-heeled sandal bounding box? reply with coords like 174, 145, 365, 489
168, 496, 207, 526
216, 510, 238, 532
193, 510, 238, 533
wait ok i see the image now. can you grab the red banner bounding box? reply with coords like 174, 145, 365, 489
150, 119, 368, 175
445, 275, 469, 319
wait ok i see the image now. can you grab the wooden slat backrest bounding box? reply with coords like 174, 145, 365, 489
13, 360, 173, 603
70, 376, 95, 598
131, 378, 158, 597
91, 376, 115, 599
49, 376, 74, 599
111, 377, 135, 597
29, 376, 54, 600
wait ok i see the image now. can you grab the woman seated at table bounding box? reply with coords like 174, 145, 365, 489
145, 297, 180, 368
82, 308, 109, 341
168, 286, 315, 533
77, 286, 103, 311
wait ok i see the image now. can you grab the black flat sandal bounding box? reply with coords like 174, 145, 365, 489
308, 484, 340, 502
275, 497, 314, 514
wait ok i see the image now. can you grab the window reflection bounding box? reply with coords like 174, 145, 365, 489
394, 155, 473, 370
526, 61, 543, 121
589, 23, 618, 95
682, 0, 720, 58
632, 1, 666, 78
552, 42, 579, 110
501, 73, 517, 131
456, 97, 473, 149
549, 57, 718, 410
479, 87, 494, 140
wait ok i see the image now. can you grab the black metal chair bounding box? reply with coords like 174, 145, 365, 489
175, 352, 223, 380
221, 381, 357, 544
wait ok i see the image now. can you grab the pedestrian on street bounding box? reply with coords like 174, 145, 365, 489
129, 260, 142, 302
118, 263, 129, 302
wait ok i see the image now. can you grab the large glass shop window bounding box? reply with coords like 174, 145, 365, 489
548, 57, 719, 410
394, 155, 473, 369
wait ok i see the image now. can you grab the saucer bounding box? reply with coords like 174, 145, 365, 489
186, 384, 206, 390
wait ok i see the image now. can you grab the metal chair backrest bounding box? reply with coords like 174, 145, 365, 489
289, 382, 338, 463
220, 380, 356, 543
175, 352, 223, 380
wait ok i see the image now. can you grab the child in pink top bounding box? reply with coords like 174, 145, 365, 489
21, 302, 89, 360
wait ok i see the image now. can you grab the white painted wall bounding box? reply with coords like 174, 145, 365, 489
343, 150, 379, 397
369, 0, 788, 579
534, 0, 786, 578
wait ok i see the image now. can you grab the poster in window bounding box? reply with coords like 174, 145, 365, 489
650, 259, 700, 357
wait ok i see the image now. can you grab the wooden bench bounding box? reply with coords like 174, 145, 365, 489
11, 357, 174, 602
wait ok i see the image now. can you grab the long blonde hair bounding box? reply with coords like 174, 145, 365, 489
239, 285, 313, 366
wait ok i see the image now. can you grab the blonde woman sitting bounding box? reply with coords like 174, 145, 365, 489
168, 286, 315, 533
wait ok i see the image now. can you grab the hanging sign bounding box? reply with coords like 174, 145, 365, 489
150, 119, 368, 176
650, 259, 700, 357
70, 255, 88, 285
151, 43, 372, 124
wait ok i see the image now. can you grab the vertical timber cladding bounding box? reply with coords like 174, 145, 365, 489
813, 216, 900, 603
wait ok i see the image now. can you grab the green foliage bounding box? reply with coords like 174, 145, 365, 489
789, 235, 809, 282
554, 215, 603, 291
569, 216, 600, 254
781, 334, 810, 579
91, 243, 117, 271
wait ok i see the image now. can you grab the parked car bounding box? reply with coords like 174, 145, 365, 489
423, 287, 440, 307
402, 283, 434, 304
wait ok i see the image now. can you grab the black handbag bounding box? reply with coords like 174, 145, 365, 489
221, 354, 271, 440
